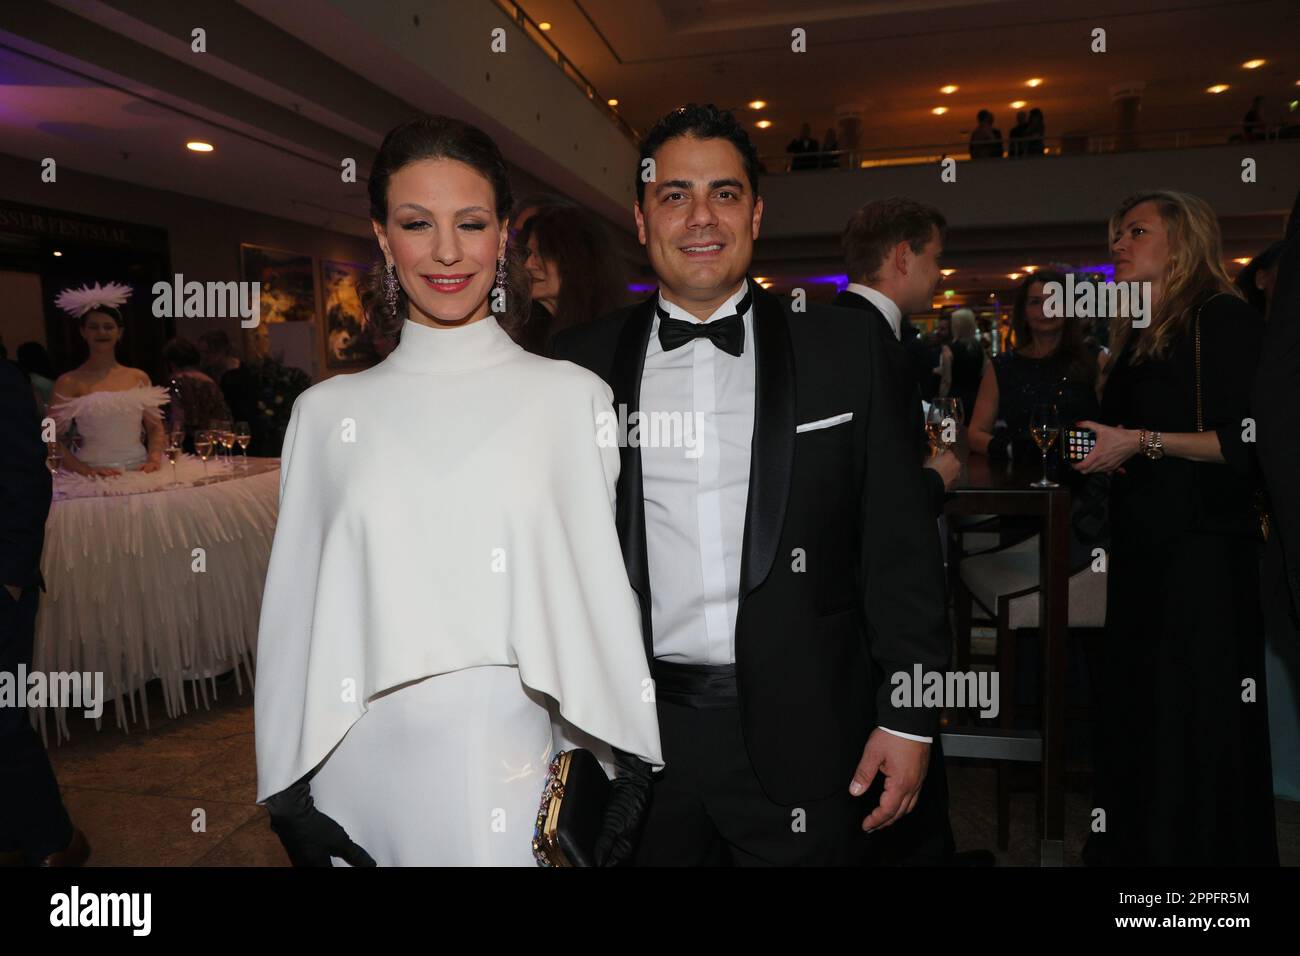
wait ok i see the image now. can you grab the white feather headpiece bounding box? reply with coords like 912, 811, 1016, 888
55, 281, 133, 319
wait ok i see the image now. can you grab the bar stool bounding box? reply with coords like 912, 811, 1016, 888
956, 536, 1106, 850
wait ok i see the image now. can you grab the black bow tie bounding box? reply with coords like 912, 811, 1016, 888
656, 291, 751, 357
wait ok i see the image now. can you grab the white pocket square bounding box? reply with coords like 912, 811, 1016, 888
796, 412, 853, 433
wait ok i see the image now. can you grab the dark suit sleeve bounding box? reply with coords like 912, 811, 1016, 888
1201, 295, 1264, 479
923, 468, 946, 516
858, 320, 951, 737
0, 362, 53, 589
1254, 196, 1300, 618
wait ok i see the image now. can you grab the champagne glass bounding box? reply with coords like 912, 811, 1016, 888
924, 402, 946, 454
220, 428, 235, 466
165, 427, 184, 487
194, 429, 214, 480
234, 422, 251, 467
945, 397, 965, 430
1029, 404, 1061, 488
213, 419, 233, 464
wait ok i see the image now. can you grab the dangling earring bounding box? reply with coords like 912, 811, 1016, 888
383, 262, 399, 312
493, 255, 507, 293
491, 254, 507, 314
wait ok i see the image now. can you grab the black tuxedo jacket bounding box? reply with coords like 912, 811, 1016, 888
0, 360, 52, 591
1253, 189, 1300, 618
552, 280, 949, 805
831, 289, 946, 515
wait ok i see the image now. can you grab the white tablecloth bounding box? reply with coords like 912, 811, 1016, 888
33, 458, 280, 741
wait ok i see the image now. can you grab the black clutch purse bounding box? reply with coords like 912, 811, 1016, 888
531, 749, 611, 867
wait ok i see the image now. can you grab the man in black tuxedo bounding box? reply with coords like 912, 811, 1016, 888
833, 198, 969, 865
1254, 189, 1300, 624
0, 360, 88, 866
552, 105, 949, 865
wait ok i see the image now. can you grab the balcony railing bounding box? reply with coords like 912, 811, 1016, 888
762, 123, 1299, 173
490, 0, 639, 144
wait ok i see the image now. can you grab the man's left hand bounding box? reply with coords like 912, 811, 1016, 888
850, 728, 930, 832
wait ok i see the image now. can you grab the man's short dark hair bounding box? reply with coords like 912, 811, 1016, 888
162, 337, 202, 370
636, 103, 759, 204
977, 109, 993, 124
842, 197, 947, 282
198, 329, 232, 354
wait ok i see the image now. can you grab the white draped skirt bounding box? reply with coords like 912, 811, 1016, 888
310, 665, 554, 866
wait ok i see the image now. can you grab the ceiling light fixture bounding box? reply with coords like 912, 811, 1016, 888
1026, 78, 1043, 87
1010, 100, 1027, 109
932, 106, 948, 115
186, 140, 214, 152
538, 21, 551, 31
940, 85, 958, 94
1242, 59, 1266, 70
607, 98, 618, 107
748, 100, 766, 110
1206, 84, 1229, 94
755, 119, 772, 129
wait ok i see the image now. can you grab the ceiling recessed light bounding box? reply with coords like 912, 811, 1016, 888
755, 119, 772, 129
538, 21, 551, 30
1008, 272, 1022, 280
940, 85, 958, 95
748, 99, 766, 110
1207, 84, 1229, 94
940, 268, 956, 276
1026, 78, 1043, 87
932, 106, 948, 115
1242, 59, 1266, 70
1023, 265, 1037, 273
1010, 100, 1027, 109
607, 98, 619, 107
754, 276, 769, 283
186, 140, 214, 152
1233, 257, 1252, 265
52, 250, 62, 257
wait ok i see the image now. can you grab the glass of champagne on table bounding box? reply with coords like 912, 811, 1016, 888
212, 419, 233, 465
194, 429, 215, 480
1029, 403, 1061, 488
165, 426, 184, 487
234, 422, 251, 468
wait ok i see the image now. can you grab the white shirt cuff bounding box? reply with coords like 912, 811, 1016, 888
878, 726, 933, 744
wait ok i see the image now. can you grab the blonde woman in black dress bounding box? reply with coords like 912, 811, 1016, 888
1075, 190, 1275, 865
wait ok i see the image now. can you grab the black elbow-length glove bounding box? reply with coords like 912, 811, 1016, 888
594, 748, 653, 867
264, 778, 377, 868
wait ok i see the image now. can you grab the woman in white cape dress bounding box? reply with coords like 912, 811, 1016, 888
254, 116, 661, 867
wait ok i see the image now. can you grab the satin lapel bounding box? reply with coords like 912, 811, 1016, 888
739, 281, 796, 601
611, 297, 656, 603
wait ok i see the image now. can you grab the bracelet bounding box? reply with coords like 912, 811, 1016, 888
1144, 430, 1165, 460
1138, 429, 1148, 455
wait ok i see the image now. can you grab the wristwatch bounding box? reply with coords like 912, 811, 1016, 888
1143, 429, 1165, 460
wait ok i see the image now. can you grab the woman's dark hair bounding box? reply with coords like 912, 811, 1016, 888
16, 341, 54, 379
516, 206, 628, 351
1234, 240, 1285, 315
162, 337, 202, 370
80, 306, 124, 328
366, 115, 530, 335
636, 104, 759, 204
1011, 270, 1097, 385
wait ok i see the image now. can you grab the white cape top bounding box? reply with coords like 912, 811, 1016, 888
254, 316, 662, 800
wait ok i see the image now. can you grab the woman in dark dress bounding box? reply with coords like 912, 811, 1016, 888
969, 270, 1104, 460
940, 307, 986, 424
1076, 190, 1275, 865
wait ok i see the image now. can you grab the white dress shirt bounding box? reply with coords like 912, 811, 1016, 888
641, 284, 755, 665
640, 284, 922, 743
845, 283, 902, 341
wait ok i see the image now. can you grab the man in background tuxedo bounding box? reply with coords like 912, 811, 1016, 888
833, 197, 980, 866
1254, 189, 1300, 625
552, 104, 949, 865
0, 360, 89, 866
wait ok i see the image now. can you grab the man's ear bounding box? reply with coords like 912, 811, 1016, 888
633, 201, 647, 246
751, 195, 764, 240
892, 239, 912, 278
371, 220, 391, 265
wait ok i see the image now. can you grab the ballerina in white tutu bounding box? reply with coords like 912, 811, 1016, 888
49, 282, 168, 477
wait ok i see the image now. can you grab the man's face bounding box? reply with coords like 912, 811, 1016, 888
900, 226, 943, 314
634, 135, 763, 311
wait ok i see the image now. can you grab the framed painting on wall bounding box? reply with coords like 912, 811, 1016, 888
239, 243, 317, 359
321, 258, 377, 368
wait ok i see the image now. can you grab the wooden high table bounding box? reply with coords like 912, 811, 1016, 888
940, 452, 1072, 867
